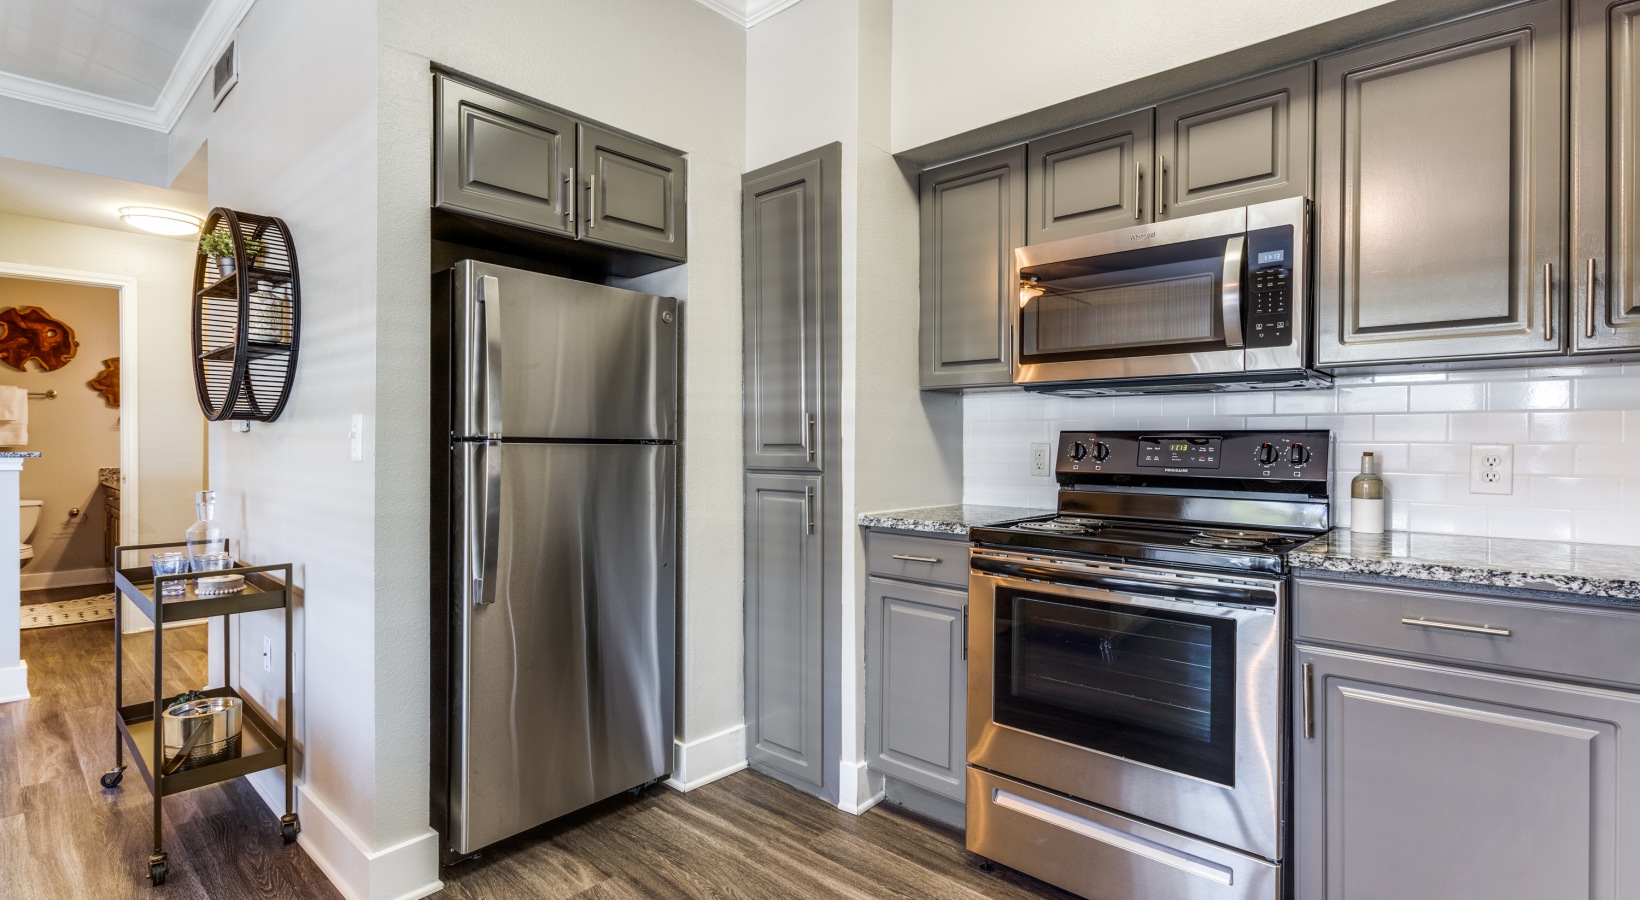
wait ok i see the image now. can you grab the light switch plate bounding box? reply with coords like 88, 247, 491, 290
349, 414, 364, 462
261, 635, 272, 673
1470, 444, 1513, 495
1030, 443, 1052, 477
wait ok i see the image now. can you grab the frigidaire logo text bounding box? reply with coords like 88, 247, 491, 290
1130, 231, 1156, 241
1164, 468, 1188, 473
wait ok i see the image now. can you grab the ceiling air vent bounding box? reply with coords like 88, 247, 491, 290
212, 37, 239, 109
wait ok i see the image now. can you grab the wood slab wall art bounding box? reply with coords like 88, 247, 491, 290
89, 357, 120, 407
0, 306, 79, 372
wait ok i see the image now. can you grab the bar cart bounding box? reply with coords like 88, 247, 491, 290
100, 540, 300, 886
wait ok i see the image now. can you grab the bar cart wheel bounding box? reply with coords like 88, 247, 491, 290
100, 765, 125, 789
148, 853, 167, 886
280, 813, 300, 844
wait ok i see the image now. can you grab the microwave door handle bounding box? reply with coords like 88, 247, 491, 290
1221, 234, 1246, 348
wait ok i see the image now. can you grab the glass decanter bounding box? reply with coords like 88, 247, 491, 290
184, 490, 226, 568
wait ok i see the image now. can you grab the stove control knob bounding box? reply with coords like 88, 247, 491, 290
1069, 441, 1090, 462
1255, 442, 1282, 466
1091, 441, 1111, 462
1288, 442, 1311, 467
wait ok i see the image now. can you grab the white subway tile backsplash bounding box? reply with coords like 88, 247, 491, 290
962, 362, 1640, 545
1338, 384, 1409, 413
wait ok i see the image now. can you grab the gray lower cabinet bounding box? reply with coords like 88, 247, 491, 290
1155, 63, 1313, 221
744, 473, 824, 790
866, 576, 966, 799
1573, 0, 1640, 353
1315, 0, 1566, 366
435, 75, 576, 237
1027, 109, 1154, 242
578, 123, 686, 262
919, 146, 1025, 390
1294, 645, 1640, 900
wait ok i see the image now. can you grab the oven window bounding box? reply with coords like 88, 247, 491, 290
1019, 235, 1235, 362
994, 588, 1237, 785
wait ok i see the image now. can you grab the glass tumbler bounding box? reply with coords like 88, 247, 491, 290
192, 552, 233, 574
151, 552, 188, 596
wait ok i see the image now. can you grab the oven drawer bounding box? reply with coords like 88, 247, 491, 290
967, 768, 1279, 900
866, 533, 968, 588
1295, 576, 1640, 689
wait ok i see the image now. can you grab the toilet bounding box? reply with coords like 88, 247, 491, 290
19, 499, 41, 561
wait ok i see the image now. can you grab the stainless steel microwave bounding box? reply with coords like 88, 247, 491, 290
1013, 196, 1328, 395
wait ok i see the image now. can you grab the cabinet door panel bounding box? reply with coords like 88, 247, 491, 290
745, 473, 823, 788
1027, 110, 1154, 242
1295, 645, 1640, 900
1573, 0, 1640, 352
579, 123, 687, 261
919, 146, 1025, 389
436, 75, 575, 236
866, 577, 966, 800
1317, 2, 1565, 365
743, 158, 824, 471
1156, 64, 1312, 220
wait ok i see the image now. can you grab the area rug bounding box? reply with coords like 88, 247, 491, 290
20, 593, 117, 629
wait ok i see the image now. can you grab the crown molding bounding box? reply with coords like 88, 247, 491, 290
690, 0, 807, 28
0, 0, 254, 133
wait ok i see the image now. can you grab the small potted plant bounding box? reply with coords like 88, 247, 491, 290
198, 231, 262, 277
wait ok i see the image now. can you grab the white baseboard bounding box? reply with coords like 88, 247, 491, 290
20, 566, 112, 591
836, 758, 884, 815
0, 661, 28, 704
664, 723, 748, 792
246, 769, 443, 900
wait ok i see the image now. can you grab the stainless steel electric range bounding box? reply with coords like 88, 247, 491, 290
965, 429, 1331, 900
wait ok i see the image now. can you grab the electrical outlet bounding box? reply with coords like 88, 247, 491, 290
1469, 444, 1513, 495
262, 635, 272, 673
349, 413, 364, 462
1030, 443, 1053, 477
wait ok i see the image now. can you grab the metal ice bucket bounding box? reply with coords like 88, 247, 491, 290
162, 696, 243, 772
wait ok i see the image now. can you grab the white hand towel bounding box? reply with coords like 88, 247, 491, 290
0, 385, 27, 446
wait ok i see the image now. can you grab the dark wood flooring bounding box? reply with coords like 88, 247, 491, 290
6, 622, 1070, 900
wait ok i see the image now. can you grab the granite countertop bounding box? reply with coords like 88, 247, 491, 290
98, 466, 120, 490
0, 452, 41, 458
1291, 529, 1640, 605
857, 504, 1053, 537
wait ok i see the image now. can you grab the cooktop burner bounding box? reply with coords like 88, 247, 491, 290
1189, 529, 1288, 549
1014, 517, 1104, 535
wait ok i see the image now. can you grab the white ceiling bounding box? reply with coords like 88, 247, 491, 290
0, 153, 207, 239
692, 0, 806, 28
0, 0, 252, 131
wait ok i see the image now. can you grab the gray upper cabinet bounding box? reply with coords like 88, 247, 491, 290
866, 576, 966, 802
1026, 109, 1155, 242
1316, 1, 1566, 366
579, 123, 687, 262
1294, 644, 1640, 899
744, 472, 824, 790
1573, 0, 1640, 353
1156, 63, 1313, 220
436, 76, 576, 237
743, 157, 824, 471
919, 146, 1026, 390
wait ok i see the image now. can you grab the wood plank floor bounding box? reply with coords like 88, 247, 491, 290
6, 622, 1071, 900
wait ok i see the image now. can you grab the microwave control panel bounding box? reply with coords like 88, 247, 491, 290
1244, 226, 1294, 348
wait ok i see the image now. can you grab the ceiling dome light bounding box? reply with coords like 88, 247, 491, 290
119, 207, 203, 236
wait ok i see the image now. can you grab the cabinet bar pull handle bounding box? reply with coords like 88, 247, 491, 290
891, 554, 942, 564
564, 166, 575, 223
587, 170, 596, 228
1586, 257, 1598, 339
1401, 617, 1512, 637
1134, 164, 1144, 220
804, 485, 815, 534
1301, 662, 1314, 740
1542, 262, 1553, 341
1157, 156, 1168, 216
962, 604, 969, 661
804, 413, 816, 461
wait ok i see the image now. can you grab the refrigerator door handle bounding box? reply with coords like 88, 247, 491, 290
472, 439, 502, 606
477, 274, 504, 438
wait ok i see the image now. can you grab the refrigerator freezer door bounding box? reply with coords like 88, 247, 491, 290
452, 259, 679, 441
450, 441, 677, 854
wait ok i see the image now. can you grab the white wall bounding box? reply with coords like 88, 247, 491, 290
0, 95, 170, 187
965, 365, 1640, 546
0, 277, 119, 579
889, 0, 1401, 152
377, 0, 748, 846
0, 213, 203, 550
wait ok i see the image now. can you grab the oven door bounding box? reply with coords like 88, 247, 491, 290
968, 549, 1284, 860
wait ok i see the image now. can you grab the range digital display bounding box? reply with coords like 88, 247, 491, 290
1138, 436, 1221, 469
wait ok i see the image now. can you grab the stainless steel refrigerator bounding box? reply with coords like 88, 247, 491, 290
432, 259, 677, 859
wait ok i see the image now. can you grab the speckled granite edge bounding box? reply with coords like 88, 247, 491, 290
1291, 530, 1640, 605
857, 504, 1053, 537
0, 451, 41, 458
99, 467, 120, 489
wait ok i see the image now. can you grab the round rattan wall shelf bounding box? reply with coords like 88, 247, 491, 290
192, 208, 300, 422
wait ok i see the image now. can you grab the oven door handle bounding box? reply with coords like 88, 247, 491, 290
971, 556, 1275, 607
